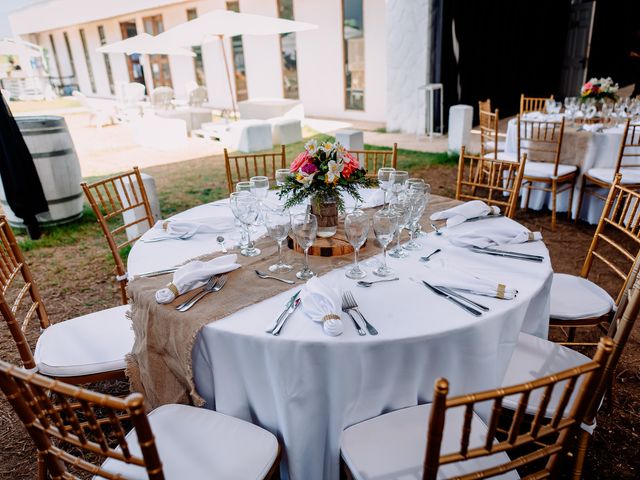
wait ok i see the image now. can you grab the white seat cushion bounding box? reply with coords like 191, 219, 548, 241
341, 404, 519, 480
524, 162, 577, 179
586, 167, 640, 185
501, 333, 590, 417
98, 404, 279, 480
483, 151, 518, 162
550, 273, 614, 320
34, 305, 133, 377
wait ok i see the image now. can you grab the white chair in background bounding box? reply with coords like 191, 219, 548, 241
72, 91, 116, 128
150, 86, 175, 111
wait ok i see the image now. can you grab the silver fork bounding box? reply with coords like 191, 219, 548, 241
341, 293, 365, 336
175, 275, 219, 310
342, 290, 378, 335
176, 274, 229, 312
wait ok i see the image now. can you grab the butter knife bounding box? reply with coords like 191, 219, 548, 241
421, 281, 483, 316
273, 298, 301, 336
266, 290, 301, 333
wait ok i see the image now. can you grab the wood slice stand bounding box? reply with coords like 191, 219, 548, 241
287, 225, 368, 257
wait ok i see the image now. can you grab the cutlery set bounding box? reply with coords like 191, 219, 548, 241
266, 291, 301, 335
175, 274, 229, 312
341, 290, 378, 335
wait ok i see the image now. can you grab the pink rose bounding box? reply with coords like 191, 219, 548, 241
290, 151, 311, 172
343, 151, 360, 168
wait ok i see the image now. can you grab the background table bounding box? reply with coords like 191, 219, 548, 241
128, 192, 553, 480
505, 118, 625, 223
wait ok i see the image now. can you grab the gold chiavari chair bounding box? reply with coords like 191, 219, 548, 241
519, 93, 554, 114
478, 98, 492, 113
576, 119, 640, 221
549, 174, 640, 344
0, 360, 281, 480
340, 338, 613, 479
224, 145, 286, 194
455, 146, 526, 218
0, 215, 132, 384
516, 115, 576, 230
478, 108, 515, 162
81, 167, 155, 305
349, 143, 398, 177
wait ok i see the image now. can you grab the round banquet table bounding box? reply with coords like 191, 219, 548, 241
127, 190, 553, 480
505, 116, 626, 224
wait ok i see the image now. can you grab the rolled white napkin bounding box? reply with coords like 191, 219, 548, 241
581, 123, 604, 133
150, 217, 235, 239
155, 254, 241, 304
430, 200, 500, 228
422, 266, 517, 299
445, 221, 542, 248
300, 277, 344, 336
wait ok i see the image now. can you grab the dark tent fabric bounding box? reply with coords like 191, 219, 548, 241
0, 96, 48, 238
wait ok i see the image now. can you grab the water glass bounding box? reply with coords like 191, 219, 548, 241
250, 176, 270, 201
292, 213, 318, 280
404, 188, 429, 250
377, 167, 396, 209
236, 181, 252, 193
276, 168, 292, 187
230, 192, 261, 257
373, 210, 398, 277
344, 210, 370, 279
388, 200, 410, 258
264, 208, 293, 273
406, 178, 427, 191
389, 170, 409, 200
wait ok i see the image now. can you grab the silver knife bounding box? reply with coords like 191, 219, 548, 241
436, 285, 490, 311
465, 214, 504, 222
470, 246, 543, 262
273, 298, 302, 336
266, 290, 301, 333
450, 287, 517, 299
421, 281, 483, 316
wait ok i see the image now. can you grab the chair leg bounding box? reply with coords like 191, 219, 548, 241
524, 180, 532, 211
567, 177, 576, 221
551, 179, 558, 231
37, 455, 47, 480
575, 176, 588, 224
567, 327, 577, 343
572, 429, 591, 480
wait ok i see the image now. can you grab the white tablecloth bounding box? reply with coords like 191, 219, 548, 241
127, 191, 552, 480
505, 117, 625, 224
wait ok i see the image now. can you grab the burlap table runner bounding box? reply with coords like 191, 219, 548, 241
126, 195, 458, 408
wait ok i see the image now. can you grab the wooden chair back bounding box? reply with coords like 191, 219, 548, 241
479, 109, 500, 160
81, 167, 155, 305
516, 115, 565, 175
422, 337, 613, 480
455, 146, 526, 218
348, 143, 398, 177
0, 216, 49, 370
224, 145, 286, 194
519, 94, 554, 114
478, 99, 492, 113
614, 119, 640, 171
582, 174, 640, 304
0, 360, 164, 480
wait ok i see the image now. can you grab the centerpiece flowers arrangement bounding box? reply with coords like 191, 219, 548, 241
580, 77, 619, 102
279, 139, 377, 237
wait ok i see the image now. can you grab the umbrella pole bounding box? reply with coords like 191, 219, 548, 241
219, 35, 239, 120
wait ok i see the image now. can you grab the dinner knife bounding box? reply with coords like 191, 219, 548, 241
435, 285, 490, 311
273, 298, 302, 336
465, 214, 504, 222
266, 290, 301, 333
421, 281, 483, 316
470, 246, 544, 262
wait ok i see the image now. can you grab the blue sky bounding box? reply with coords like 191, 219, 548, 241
0, 0, 44, 37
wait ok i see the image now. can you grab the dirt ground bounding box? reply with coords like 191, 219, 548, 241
0, 160, 638, 478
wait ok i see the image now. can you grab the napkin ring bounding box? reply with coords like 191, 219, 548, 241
167, 283, 179, 297
527, 232, 535, 242
497, 284, 506, 299
322, 314, 340, 322
162, 220, 170, 231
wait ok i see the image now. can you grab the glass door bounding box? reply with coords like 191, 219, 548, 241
142, 15, 173, 88
119, 21, 146, 86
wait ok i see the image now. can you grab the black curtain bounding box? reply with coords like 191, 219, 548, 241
437, 0, 572, 123
0, 97, 48, 238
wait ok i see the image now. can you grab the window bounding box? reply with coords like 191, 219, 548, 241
143, 15, 173, 88
277, 0, 299, 99
63, 31, 77, 79
120, 21, 145, 86
226, 1, 248, 101
48, 34, 62, 78
342, 0, 364, 110
97, 25, 115, 94
186, 8, 206, 87
79, 28, 96, 93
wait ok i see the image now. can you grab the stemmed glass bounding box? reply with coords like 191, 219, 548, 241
250, 176, 269, 201
236, 181, 252, 193
276, 169, 291, 187
373, 209, 398, 277
403, 188, 429, 250
377, 167, 395, 210
388, 199, 410, 258
264, 208, 293, 273
230, 192, 261, 257
291, 213, 318, 280
344, 210, 370, 279
388, 170, 409, 202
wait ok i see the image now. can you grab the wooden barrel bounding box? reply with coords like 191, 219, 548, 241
0, 116, 83, 227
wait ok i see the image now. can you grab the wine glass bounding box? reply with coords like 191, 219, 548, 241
344, 210, 370, 279
276, 168, 291, 187
377, 167, 395, 209
403, 189, 429, 250
264, 208, 293, 273
236, 181, 252, 193
230, 192, 261, 257
406, 178, 426, 191
389, 170, 409, 201
388, 199, 410, 258
250, 176, 269, 201
373, 209, 398, 277
291, 213, 318, 280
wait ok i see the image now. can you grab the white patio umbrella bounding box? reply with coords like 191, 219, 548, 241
155, 10, 317, 118
97, 33, 194, 93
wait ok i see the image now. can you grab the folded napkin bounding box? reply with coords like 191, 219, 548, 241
581, 123, 604, 133
445, 221, 542, 248
430, 200, 500, 228
150, 217, 235, 239
300, 277, 344, 336
155, 254, 241, 304
422, 266, 517, 299
522, 112, 563, 122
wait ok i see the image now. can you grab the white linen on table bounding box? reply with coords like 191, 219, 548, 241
127, 196, 552, 480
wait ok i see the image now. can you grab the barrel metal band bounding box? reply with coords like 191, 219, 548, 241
44, 192, 84, 206
31, 148, 74, 158
21, 127, 67, 136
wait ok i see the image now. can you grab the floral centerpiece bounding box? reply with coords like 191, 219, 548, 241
580, 77, 619, 102
279, 139, 377, 237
